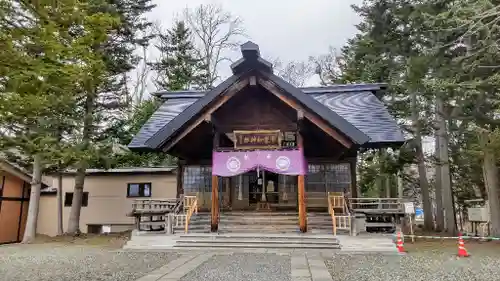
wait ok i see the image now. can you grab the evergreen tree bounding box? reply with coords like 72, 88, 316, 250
66, 0, 156, 234
150, 21, 208, 91
0, 0, 116, 242
331, 0, 439, 230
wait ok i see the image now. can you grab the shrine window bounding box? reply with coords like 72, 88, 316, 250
306, 163, 351, 193
183, 166, 212, 194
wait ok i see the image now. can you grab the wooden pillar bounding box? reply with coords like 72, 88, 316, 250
349, 156, 358, 198
176, 160, 184, 198
297, 132, 307, 232
211, 175, 219, 232
211, 130, 220, 232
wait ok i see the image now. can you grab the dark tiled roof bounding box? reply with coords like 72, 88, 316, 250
260, 72, 369, 145
144, 74, 244, 149
129, 86, 405, 149
311, 91, 404, 144
129, 98, 197, 149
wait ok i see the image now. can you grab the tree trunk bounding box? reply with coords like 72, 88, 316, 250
385, 174, 392, 198
436, 96, 456, 234
67, 163, 86, 234
67, 94, 94, 234
57, 172, 63, 235
376, 149, 385, 198
21, 154, 42, 243
411, 90, 433, 231
434, 114, 445, 232
397, 171, 404, 198
479, 130, 500, 237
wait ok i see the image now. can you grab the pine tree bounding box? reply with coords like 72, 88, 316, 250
150, 21, 208, 91
66, 0, 156, 234
0, 0, 116, 242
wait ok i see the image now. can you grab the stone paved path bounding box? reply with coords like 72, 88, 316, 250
135, 250, 338, 281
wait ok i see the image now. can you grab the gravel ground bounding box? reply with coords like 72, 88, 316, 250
179, 253, 291, 281
325, 252, 500, 281
0, 243, 179, 281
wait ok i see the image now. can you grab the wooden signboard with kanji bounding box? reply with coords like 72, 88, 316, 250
233, 130, 282, 149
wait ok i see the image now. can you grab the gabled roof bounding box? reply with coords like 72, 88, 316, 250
130, 41, 405, 152
258, 71, 369, 145
144, 73, 244, 149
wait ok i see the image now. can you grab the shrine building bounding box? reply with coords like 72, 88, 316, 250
129, 41, 405, 232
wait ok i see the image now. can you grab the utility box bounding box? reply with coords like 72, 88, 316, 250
353, 213, 367, 234
468, 207, 489, 222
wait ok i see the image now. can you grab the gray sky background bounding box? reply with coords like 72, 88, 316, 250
138, 0, 364, 91
148, 0, 363, 61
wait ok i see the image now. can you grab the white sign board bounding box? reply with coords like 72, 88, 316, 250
468, 207, 489, 222
404, 202, 415, 214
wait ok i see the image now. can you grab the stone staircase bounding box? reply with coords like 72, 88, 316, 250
123, 212, 346, 250
175, 211, 340, 234
123, 231, 341, 250
173, 233, 341, 249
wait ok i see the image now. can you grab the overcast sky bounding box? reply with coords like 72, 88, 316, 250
140, 0, 364, 89
149, 0, 363, 61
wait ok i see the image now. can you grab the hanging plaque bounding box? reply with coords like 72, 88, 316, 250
233, 130, 282, 149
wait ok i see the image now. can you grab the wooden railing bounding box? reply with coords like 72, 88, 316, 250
328, 192, 351, 235
328, 192, 346, 214
131, 198, 177, 215
348, 198, 405, 213
183, 195, 198, 213
174, 214, 186, 228
130, 198, 178, 231
184, 196, 199, 233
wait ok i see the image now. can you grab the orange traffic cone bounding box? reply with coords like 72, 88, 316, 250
458, 233, 470, 257
396, 231, 406, 254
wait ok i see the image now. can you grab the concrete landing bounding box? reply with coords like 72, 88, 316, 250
337, 235, 396, 253
124, 231, 395, 253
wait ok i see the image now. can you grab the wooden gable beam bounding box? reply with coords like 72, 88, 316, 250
258, 78, 352, 148
162, 78, 249, 152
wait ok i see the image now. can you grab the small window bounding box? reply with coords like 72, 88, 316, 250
64, 192, 89, 207
127, 183, 152, 198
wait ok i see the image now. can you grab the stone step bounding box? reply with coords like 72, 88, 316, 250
178, 232, 339, 239
173, 242, 341, 249
178, 234, 339, 242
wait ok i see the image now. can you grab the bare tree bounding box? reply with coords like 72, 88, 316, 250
184, 4, 246, 89
132, 45, 151, 105
272, 58, 314, 87
309, 46, 343, 85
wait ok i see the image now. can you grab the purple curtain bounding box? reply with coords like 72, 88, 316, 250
212, 149, 306, 177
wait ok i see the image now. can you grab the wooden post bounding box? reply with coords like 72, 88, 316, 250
211, 130, 220, 232
297, 132, 307, 232
211, 175, 219, 232
349, 156, 358, 198
176, 160, 184, 198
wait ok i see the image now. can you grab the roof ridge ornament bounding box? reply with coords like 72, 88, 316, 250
231, 41, 273, 75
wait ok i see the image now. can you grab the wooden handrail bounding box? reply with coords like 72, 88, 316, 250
183, 195, 198, 212
184, 196, 199, 233
332, 209, 337, 236
173, 194, 185, 214
327, 195, 337, 235
328, 192, 352, 236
